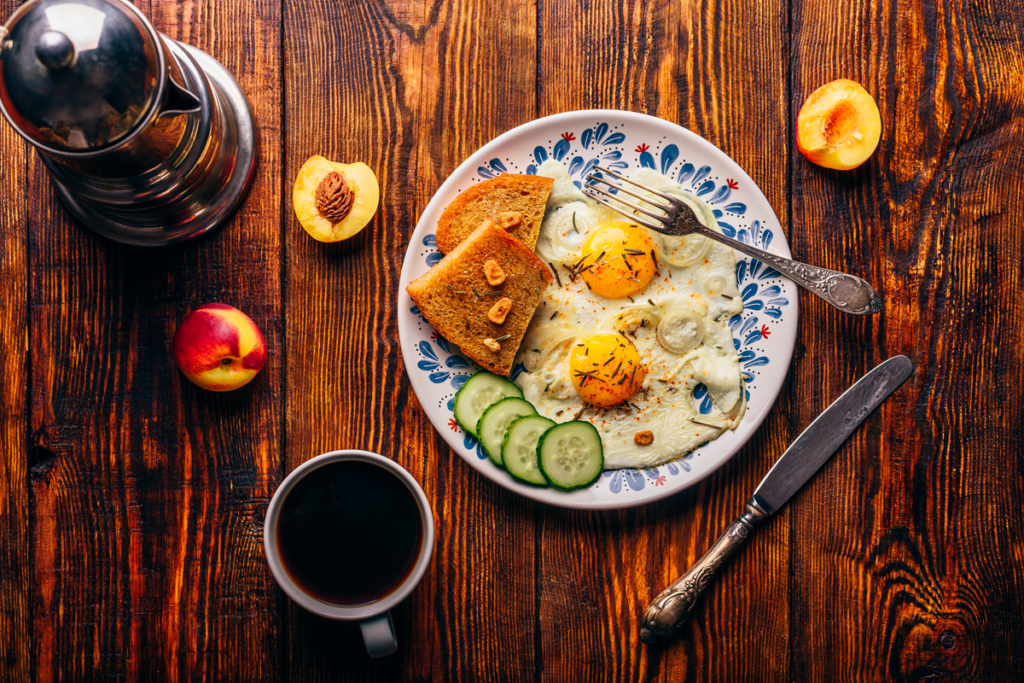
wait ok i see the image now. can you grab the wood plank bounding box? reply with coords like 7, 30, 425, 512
788, 0, 1024, 678
0, 0, 31, 675
537, 0, 791, 681
282, 0, 537, 680
25, 0, 283, 679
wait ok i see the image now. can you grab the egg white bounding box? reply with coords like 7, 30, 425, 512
513, 160, 747, 469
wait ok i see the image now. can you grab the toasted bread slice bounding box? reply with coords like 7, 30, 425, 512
435, 174, 554, 254
407, 222, 554, 376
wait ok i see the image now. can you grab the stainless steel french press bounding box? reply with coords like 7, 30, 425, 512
0, 0, 257, 245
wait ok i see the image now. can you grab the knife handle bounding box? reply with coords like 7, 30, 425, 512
640, 498, 769, 644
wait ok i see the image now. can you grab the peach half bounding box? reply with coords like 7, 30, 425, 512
796, 79, 881, 170
173, 303, 268, 391
293, 155, 379, 242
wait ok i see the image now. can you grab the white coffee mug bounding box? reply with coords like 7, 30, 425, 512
263, 450, 435, 657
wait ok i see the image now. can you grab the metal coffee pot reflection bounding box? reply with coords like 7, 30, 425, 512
0, 0, 257, 245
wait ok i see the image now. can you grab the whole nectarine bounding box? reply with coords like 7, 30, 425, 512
796, 79, 881, 170
173, 303, 267, 391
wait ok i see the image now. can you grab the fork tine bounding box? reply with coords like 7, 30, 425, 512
581, 187, 668, 233
592, 165, 682, 204
584, 184, 673, 224
585, 174, 674, 212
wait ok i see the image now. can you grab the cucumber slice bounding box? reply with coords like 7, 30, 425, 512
537, 421, 604, 491
502, 415, 556, 485
478, 398, 537, 466
453, 372, 523, 438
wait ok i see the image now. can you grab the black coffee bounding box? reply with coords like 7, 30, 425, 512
276, 460, 423, 605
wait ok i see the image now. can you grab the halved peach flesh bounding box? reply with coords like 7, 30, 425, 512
796, 79, 881, 170
293, 155, 380, 242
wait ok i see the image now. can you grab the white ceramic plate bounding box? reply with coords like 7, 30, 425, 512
398, 110, 797, 510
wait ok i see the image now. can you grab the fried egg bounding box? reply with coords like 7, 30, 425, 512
514, 161, 746, 469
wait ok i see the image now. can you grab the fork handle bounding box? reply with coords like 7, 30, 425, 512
695, 226, 882, 315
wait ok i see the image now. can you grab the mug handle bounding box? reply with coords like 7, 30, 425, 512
359, 612, 398, 658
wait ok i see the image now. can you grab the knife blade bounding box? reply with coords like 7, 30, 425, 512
639, 355, 913, 645
751, 354, 913, 514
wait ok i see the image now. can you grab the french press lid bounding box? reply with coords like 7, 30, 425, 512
0, 0, 165, 154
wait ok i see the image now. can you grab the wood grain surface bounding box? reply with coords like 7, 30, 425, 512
0, 1, 29, 674
0, 0, 1022, 680
788, 0, 1024, 680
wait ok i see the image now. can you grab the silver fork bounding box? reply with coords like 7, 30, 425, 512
583, 165, 882, 315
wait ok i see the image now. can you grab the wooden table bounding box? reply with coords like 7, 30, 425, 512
2, 0, 1023, 680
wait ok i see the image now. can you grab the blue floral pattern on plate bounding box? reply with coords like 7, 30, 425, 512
407, 121, 791, 495
400, 113, 796, 507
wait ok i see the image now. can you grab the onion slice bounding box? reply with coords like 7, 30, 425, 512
657, 308, 705, 354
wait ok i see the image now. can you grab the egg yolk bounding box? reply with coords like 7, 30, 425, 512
569, 334, 646, 407
578, 222, 658, 298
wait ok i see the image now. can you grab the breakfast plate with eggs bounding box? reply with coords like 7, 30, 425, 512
398, 110, 797, 510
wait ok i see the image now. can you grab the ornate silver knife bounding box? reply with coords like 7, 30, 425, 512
639, 355, 914, 645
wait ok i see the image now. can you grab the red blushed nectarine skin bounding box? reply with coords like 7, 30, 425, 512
173, 303, 267, 391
